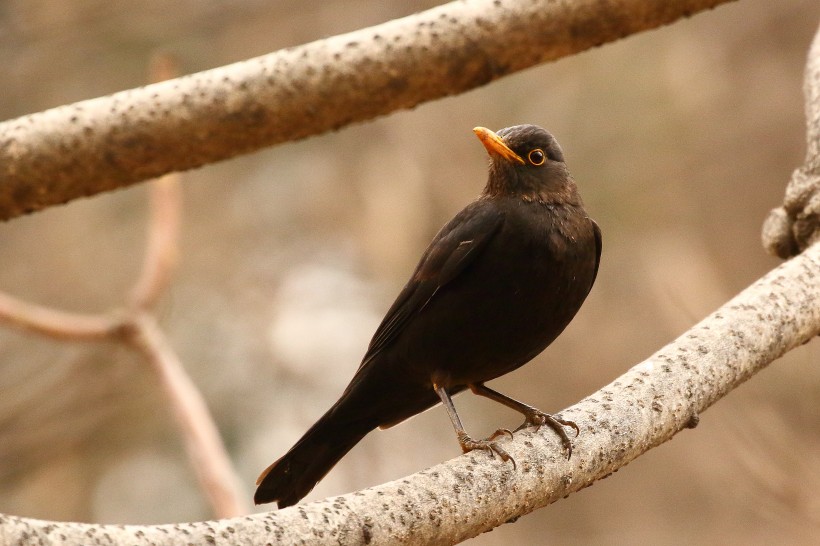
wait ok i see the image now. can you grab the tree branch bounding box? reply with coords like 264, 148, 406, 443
0, 0, 735, 221
0, 172, 247, 519
0, 293, 121, 340
2, 239, 819, 544
763, 19, 820, 257
128, 56, 183, 310
123, 312, 246, 519
128, 173, 181, 309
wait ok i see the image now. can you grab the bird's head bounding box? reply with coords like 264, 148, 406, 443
474, 124, 577, 204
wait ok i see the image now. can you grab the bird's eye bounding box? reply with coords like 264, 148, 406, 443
528, 149, 546, 166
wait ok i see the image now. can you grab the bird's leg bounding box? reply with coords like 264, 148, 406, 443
468, 383, 579, 460
433, 383, 515, 467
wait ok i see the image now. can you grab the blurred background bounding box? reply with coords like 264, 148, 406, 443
2, 0, 820, 543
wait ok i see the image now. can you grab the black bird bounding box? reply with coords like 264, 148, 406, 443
255, 124, 601, 508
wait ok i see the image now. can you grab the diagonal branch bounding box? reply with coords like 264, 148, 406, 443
2, 239, 819, 544
122, 312, 245, 519
0, 0, 736, 221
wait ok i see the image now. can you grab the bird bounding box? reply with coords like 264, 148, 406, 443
254, 124, 601, 508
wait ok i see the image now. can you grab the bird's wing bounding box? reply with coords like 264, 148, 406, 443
590, 218, 602, 288
357, 202, 504, 370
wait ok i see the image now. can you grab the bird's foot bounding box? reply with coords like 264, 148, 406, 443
486, 427, 514, 441
458, 431, 516, 469
514, 410, 579, 460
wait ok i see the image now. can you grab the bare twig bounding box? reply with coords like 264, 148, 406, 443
0, 53, 247, 520
0, 174, 245, 518
129, 174, 181, 310
0, 292, 120, 340
0, 0, 737, 221
123, 312, 245, 518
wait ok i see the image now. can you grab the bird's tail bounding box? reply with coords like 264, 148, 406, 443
253, 400, 376, 508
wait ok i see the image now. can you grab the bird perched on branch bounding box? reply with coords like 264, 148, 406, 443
255, 124, 601, 508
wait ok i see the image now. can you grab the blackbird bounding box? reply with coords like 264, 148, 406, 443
255, 124, 601, 507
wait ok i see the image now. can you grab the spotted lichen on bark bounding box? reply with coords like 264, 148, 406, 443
0, 0, 735, 221
763, 21, 820, 258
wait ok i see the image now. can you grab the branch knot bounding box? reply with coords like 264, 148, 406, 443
762, 22, 820, 259
763, 167, 820, 259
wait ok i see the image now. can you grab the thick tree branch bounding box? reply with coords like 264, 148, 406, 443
2, 240, 819, 544
0, 0, 735, 221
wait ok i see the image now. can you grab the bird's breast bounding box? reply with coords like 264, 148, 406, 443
401, 202, 598, 387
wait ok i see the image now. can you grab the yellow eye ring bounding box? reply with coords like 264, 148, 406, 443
528, 149, 546, 166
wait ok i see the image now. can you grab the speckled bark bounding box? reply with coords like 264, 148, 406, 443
0, 0, 734, 221
2, 240, 819, 544
763, 22, 820, 257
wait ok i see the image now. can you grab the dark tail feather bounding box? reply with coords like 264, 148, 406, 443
254, 404, 375, 508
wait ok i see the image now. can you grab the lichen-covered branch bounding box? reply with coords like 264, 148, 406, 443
763, 22, 820, 257
2, 240, 819, 544
0, 0, 735, 221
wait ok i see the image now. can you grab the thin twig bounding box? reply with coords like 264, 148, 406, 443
129, 173, 182, 309
0, 292, 120, 340
124, 312, 246, 518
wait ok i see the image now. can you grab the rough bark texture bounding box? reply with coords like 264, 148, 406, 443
763, 21, 820, 257
0, 0, 734, 221
2, 238, 819, 544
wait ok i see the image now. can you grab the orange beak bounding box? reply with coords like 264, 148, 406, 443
473, 127, 525, 165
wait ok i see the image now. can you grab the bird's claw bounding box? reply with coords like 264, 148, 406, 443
515, 410, 579, 460
487, 428, 514, 441
459, 432, 517, 470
